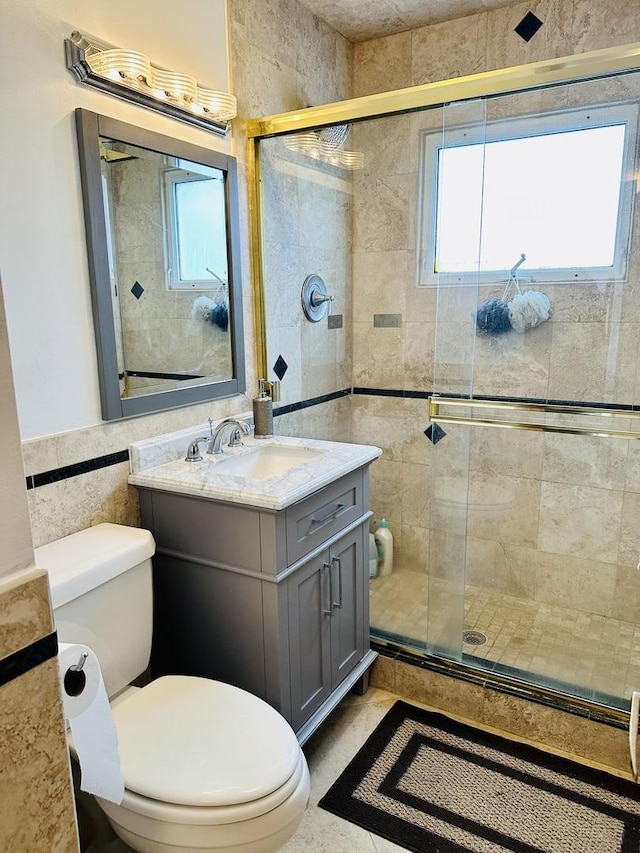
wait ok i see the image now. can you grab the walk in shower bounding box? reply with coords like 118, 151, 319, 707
249, 44, 640, 715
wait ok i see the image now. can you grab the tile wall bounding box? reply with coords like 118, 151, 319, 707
231, 0, 354, 422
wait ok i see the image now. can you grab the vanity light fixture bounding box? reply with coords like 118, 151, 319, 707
65, 31, 236, 135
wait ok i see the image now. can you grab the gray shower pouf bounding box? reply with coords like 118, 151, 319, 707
475, 298, 512, 335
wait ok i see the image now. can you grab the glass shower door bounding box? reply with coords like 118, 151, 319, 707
426, 70, 640, 711
426, 97, 486, 660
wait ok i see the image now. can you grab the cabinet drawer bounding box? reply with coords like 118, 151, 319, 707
285, 470, 363, 565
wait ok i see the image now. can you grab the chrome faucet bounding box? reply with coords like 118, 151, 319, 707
207, 417, 252, 455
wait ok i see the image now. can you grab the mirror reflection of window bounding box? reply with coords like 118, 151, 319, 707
163, 164, 228, 290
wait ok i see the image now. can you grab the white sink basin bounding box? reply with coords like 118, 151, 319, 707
211, 444, 326, 480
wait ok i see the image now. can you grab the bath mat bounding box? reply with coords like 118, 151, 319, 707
319, 701, 640, 852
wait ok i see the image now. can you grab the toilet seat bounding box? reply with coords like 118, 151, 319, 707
112, 676, 302, 812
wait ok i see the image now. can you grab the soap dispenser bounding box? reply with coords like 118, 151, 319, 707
253, 379, 273, 438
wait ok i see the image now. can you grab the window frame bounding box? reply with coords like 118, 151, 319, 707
163, 165, 229, 292
417, 101, 639, 287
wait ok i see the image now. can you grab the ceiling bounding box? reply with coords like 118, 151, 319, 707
298, 0, 528, 43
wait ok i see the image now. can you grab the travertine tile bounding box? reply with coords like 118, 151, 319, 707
0, 660, 78, 853
27, 464, 140, 549
369, 456, 404, 530
369, 654, 397, 692
353, 173, 412, 253
401, 460, 431, 527
571, 0, 640, 53
548, 321, 638, 405
472, 319, 552, 400
582, 718, 631, 774
0, 570, 52, 660
537, 481, 623, 564
353, 31, 412, 96
467, 472, 541, 548
352, 322, 406, 388
481, 690, 592, 757
411, 13, 488, 85
352, 250, 410, 318
542, 432, 628, 490
470, 426, 544, 481
466, 537, 536, 598
618, 492, 640, 568
395, 658, 486, 717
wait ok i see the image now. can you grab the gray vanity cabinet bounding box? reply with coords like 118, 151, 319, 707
139, 465, 377, 743
287, 525, 365, 731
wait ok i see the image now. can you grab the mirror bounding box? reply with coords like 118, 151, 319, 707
75, 109, 245, 420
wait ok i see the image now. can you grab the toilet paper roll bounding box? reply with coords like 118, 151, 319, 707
58, 642, 125, 804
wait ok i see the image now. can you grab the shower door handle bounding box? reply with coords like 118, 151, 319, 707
331, 556, 342, 610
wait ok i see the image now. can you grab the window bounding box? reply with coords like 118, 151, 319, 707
164, 161, 229, 290
418, 103, 638, 285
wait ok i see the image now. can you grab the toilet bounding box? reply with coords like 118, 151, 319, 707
39, 522, 310, 853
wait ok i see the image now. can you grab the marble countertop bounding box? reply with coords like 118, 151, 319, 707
129, 430, 382, 511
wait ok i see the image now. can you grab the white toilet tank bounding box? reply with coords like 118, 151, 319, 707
37, 523, 156, 700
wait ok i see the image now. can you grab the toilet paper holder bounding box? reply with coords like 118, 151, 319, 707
64, 650, 89, 697
72, 652, 88, 672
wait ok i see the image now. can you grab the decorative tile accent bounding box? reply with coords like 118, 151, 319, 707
515, 12, 543, 42
273, 354, 289, 380
425, 423, 446, 445
373, 313, 403, 328
130, 281, 144, 300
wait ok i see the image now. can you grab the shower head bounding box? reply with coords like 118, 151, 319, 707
317, 123, 351, 150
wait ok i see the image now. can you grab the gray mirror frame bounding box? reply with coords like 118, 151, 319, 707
75, 108, 246, 420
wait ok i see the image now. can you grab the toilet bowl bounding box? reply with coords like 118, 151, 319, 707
39, 523, 310, 853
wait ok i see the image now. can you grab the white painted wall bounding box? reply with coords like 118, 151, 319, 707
0, 277, 34, 577
0, 0, 232, 440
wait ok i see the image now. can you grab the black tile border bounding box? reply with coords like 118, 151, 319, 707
0, 631, 58, 689
274, 387, 351, 417
26, 450, 129, 491
353, 387, 431, 399
24, 386, 638, 491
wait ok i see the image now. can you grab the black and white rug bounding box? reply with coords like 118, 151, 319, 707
319, 701, 640, 852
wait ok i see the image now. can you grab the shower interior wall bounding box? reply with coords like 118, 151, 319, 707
260, 0, 640, 706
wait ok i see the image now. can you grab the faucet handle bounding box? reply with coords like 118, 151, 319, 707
227, 428, 244, 448
185, 436, 209, 462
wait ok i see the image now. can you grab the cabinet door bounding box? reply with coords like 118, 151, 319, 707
288, 552, 332, 731
329, 527, 366, 687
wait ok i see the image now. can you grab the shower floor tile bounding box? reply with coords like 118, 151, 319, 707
370, 570, 639, 706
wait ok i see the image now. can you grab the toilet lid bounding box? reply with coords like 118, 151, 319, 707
112, 676, 301, 807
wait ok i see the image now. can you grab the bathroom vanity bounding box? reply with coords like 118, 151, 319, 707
129, 424, 381, 744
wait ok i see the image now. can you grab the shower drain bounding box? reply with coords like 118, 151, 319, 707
463, 629, 488, 646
